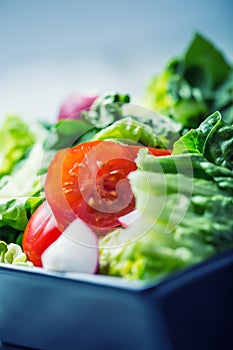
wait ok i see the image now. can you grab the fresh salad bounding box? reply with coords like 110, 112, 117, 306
0, 33, 233, 282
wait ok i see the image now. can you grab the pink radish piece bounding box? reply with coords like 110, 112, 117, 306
58, 93, 98, 120
118, 209, 141, 228
41, 218, 99, 273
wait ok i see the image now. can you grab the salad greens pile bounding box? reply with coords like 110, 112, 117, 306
0, 32, 233, 282
99, 112, 233, 280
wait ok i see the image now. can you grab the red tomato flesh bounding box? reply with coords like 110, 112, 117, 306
44, 141, 171, 232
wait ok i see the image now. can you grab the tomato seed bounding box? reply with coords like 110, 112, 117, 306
96, 160, 103, 168
109, 191, 117, 197
64, 181, 74, 185
63, 189, 73, 194
69, 171, 78, 177
88, 197, 95, 206
109, 170, 120, 175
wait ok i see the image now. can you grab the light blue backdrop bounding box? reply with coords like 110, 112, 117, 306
0, 0, 232, 121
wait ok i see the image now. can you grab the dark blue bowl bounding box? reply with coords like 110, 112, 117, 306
1, 248, 233, 350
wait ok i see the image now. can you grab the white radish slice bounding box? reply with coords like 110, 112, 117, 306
118, 209, 141, 227
41, 218, 99, 274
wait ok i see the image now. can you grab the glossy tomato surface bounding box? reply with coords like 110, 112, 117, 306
22, 201, 62, 266
44, 141, 171, 232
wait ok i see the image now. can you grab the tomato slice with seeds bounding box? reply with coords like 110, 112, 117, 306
44, 141, 171, 232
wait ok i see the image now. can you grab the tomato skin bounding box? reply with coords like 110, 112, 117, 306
22, 202, 62, 267
126, 145, 171, 159
44, 141, 171, 232
45, 141, 103, 231
142, 147, 171, 157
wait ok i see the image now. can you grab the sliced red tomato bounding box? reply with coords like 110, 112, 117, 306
22, 201, 62, 267
44, 141, 171, 232
135, 146, 171, 157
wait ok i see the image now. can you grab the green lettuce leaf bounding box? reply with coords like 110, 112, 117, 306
93, 100, 182, 148
82, 92, 130, 129
183, 32, 231, 91
212, 72, 233, 124
145, 67, 208, 128
172, 111, 222, 154
47, 119, 97, 149
173, 111, 233, 170
0, 197, 43, 231
0, 141, 46, 243
144, 33, 233, 129
0, 115, 35, 178
93, 117, 165, 147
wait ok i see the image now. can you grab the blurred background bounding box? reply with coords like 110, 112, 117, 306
0, 0, 232, 122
